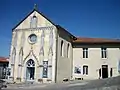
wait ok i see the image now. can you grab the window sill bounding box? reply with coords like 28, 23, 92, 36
101, 58, 108, 60
83, 74, 88, 76
82, 58, 89, 60
74, 73, 81, 74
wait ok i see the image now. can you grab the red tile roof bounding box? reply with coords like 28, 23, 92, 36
0, 57, 9, 63
73, 37, 120, 44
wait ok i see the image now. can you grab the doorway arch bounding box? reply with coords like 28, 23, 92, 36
26, 59, 35, 81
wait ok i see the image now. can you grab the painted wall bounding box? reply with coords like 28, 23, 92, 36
73, 45, 120, 80
56, 29, 73, 82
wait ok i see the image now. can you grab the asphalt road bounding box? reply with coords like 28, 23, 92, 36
2, 76, 120, 90
2, 81, 88, 90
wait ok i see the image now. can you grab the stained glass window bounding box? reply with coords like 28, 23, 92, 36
43, 61, 48, 78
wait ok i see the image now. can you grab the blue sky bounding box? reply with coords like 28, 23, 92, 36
0, 0, 120, 57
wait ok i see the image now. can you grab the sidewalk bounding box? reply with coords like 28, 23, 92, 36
6, 80, 88, 89
7, 83, 49, 89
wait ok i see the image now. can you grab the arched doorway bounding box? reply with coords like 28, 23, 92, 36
26, 59, 35, 81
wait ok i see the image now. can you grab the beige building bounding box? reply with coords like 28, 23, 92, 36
8, 6, 120, 83
73, 38, 120, 80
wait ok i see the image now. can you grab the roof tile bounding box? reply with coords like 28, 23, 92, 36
73, 37, 120, 44
0, 57, 9, 63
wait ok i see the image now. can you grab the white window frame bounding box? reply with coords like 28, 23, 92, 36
101, 48, 107, 58
83, 65, 88, 75
83, 48, 88, 58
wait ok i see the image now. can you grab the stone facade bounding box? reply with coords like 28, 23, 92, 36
9, 10, 57, 83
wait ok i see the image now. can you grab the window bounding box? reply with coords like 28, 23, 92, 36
27, 59, 35, 67
29, 34, 37, 44
101, 48, 107, 58
67, 44, 70, 58
43, 61, 48, 78
61, 40, 64, 57
74, 66, 81, 74
83, 48, 88, 58
83, 65, 88, 75
30, 15, 37, 28
7, 68, 11, 76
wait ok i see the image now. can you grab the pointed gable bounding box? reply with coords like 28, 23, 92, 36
13, 9, 55, 31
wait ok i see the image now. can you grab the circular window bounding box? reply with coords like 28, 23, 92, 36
28, 34, 37, 44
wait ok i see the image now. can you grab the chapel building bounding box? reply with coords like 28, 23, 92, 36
8, 6, 120, 83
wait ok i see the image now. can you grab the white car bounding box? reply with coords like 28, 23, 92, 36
0, 80, 7, 90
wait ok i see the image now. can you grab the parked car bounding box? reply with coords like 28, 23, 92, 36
0, 79, 7, 90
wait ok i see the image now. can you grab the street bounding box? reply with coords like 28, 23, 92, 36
2, 76, 120, 90
2, 81, 88, 90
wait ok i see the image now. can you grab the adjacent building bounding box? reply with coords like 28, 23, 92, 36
0, 57, 9, 79
73, 37, 120, 80
8, 6, 120, 83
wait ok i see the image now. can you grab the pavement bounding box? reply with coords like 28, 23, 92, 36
4, 80, 88, 89
6, 83, 51, 89
2, 76, 120, 90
